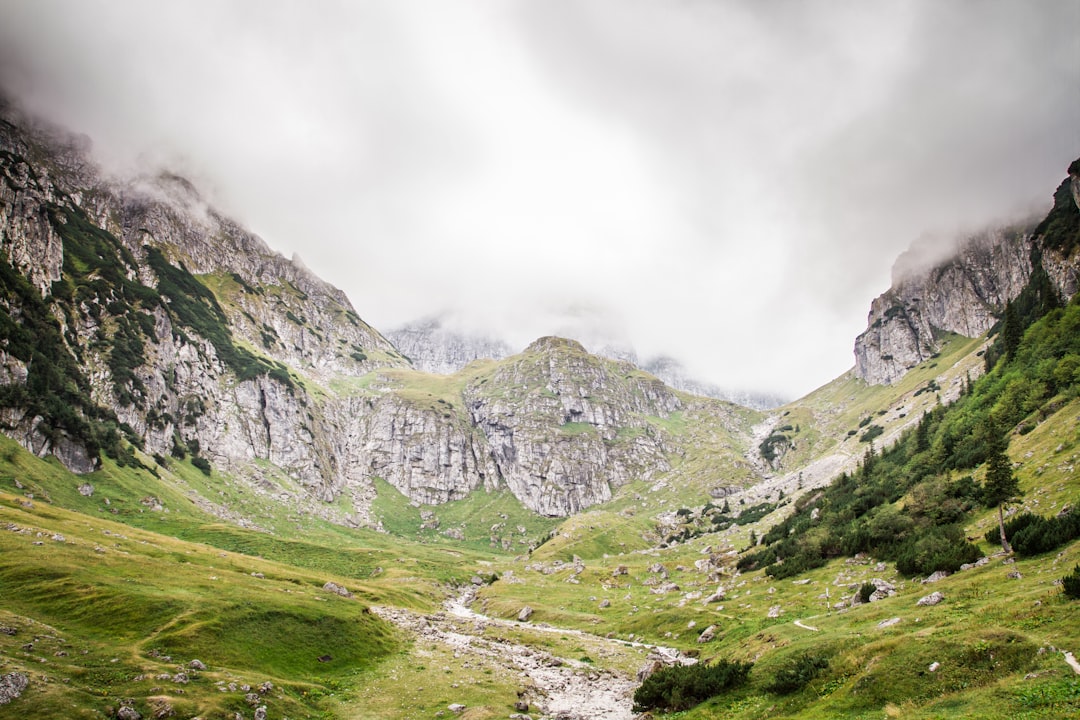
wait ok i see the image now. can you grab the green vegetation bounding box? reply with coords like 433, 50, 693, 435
633, 659, 753, 712
1064, 564, 1080, 599
990, 512, 1080, 557
765, 652, 829, 695
751, 292, 1080, 581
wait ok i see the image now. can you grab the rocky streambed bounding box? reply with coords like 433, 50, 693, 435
371, 589, 693, 720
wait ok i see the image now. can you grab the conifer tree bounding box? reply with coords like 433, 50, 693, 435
983, 439, 1021, 553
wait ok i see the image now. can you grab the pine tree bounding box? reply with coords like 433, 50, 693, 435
1002, 301, 1022, 363
983, 440, 1021, 553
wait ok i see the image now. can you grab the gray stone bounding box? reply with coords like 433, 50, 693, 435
0, 673, 28, 705
917, 591, 945, 607
697, 625, 718, 643
517, 606, 533, 622
322, 581, 353, 598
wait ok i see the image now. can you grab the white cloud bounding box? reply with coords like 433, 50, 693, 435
1, 0, 1077, 398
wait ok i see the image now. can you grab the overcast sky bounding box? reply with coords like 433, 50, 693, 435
1, 1, 1077, 398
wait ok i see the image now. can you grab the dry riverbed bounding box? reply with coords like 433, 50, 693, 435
369, 588, 693, 719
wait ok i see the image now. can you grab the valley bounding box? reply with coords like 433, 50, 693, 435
0, 97, 1079, 720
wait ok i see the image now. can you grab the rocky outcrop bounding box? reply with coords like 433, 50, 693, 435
855, 161, 1080, 385
464, 337, 680, 516
854, 226, 1033, 385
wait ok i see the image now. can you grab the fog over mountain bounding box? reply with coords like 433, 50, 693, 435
1, 0, 1076, 398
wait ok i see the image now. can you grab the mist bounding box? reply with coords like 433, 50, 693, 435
1, 0, 1076, 398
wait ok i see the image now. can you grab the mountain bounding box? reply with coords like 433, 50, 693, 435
0, 99, 759, 521
388, 316, 787, 410
854, 163, 1080, 385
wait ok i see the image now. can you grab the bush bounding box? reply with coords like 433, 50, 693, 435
767, 652, 829, 695
1063, 565, 1080, 600
633, 659, 753, 712
858, 582, 877, 604
191, 456, 212, 476
894, 526, 981, 576
991, 512, 1080, 556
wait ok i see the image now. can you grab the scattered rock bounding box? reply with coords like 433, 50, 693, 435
922, 570, 949, 584
258, 681, 273, 694
245, 692, 262, 707
78, 483, 94, 497
917, 592, 945, 607
960, 557, 990, 571
517, 606, 534, 622
637, 658, 663, 682
251, 572, 265, 579
928, 661, 941, 672
116, 703, 142, 720
254, 707, 267, 720
697, 625, 718, 643
514, 699, 529, 711
317, 654, 333, 663
703, 588, 725, 603
612, 565, 628, 577
877, 617, 901, 629
448, 703, 466, 713
0, 673, 29, 705
598, 599, 610, 609
322, 581, 353, 598
189, 659, 206, 671
149, 697, 174, 719
171, 673, 188, 684
767, 605, 782, 618
1007, 571, 1023, 580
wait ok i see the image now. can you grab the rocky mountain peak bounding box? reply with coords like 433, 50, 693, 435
854, 159, 1080, 385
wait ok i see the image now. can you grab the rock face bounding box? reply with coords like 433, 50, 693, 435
855, 161, 1080, 386
464, 337, 680, 516
854, 226, 1034, 385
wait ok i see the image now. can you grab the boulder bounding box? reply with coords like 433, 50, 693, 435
917, 591, 945, 607
322, 581, 354, 598
697, 625, 718, 643
517, 606, 534, 622
0, 673, 28, 705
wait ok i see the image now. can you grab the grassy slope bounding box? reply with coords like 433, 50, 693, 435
0, 438, 501, 719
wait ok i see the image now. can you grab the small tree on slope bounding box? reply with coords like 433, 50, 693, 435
983, 439, 1021, 553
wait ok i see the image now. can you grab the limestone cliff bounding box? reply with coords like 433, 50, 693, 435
0, 98, 402, 498
854, 160, 1080, 385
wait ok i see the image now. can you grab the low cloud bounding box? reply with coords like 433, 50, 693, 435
1, 0, 1076, 397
